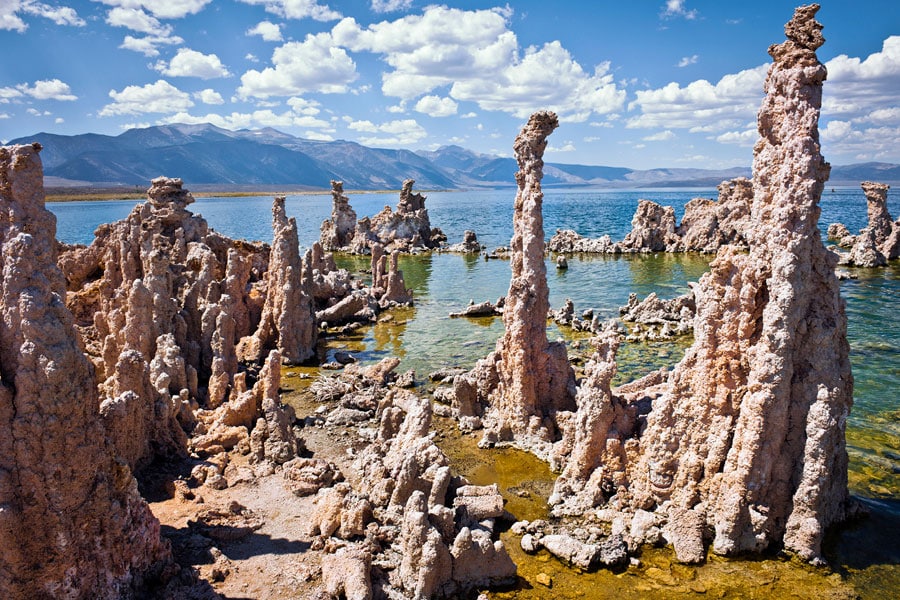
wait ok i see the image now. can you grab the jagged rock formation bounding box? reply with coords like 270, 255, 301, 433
676, 177, 753, 252
0, 143, 171, 598
443, 230, 483, 253
829, 181, 899, 267
455, 111, 576, 455
549, 4, 854, 564
548, 177, 752, 254
620, 200, 679, 252
320, 180, 358, 251
237, 195, 317, 365
619, 290, 696, 340
320, 179, 446, 254
305, 367, 516, 599
59, 178, 319, 472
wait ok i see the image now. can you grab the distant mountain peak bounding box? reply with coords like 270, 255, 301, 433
8, 122, 900, 190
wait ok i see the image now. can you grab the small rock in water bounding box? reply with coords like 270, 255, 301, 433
556, 255, 568, 269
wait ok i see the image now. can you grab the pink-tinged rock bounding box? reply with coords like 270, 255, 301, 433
478, 111, 575, 450
0, 143, 171, 598
320, 180, 358, 251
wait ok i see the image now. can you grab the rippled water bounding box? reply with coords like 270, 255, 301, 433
49, 186, 900, 598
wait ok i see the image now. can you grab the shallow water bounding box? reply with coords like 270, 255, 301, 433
50, 186, 900, 598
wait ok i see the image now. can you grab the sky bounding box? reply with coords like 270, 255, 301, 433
0, 0, 898, 170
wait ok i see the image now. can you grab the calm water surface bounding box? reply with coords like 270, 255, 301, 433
50, 187, 900, 598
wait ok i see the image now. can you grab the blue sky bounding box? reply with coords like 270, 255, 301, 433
1, 0, 898, 169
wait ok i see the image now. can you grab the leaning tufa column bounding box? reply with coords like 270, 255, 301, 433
480, 111, 575, 449
0, 143, 171, 598
629, 3, 853, 563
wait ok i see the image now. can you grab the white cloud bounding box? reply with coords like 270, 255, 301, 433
0, 113, 10, 119
161, 107, 334, 131
371, 0, 412, 13
460, 112, 477, 119
194, 88, 224, 104
627, 64, 767, 131
414, 95, 457, 117
16, 79, 77, 101
100, 80, 194, 116
333, 6, 625, 120
662, 0, 697, 20
677, 54, 698, 67
386, 104, 406, 113
547, 142, 576, 152
93, 0, 211, 20
715, 128, 756, 146
154, 48, 231, 79
237, 0, 341, 21
286, 96, 322, 115
54, 117, 64, 123
238, 32, 357, 98
246, 53, 259, 62
247, 20, 282, 41
0, 1, 84, 32
643, 130, 675, 141
105, 6, 168, 34
347, 118, 427, 147
120, 33, 183, 56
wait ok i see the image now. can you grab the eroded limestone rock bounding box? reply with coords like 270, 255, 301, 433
472, 111, 576, 452
0, 143, 171, 598
320, 180, 358, 251
549, 4, 854, 565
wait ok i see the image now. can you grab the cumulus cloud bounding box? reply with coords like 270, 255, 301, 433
627, 64, 767, 131
715, 128, 756, 146
154, 48, 231, 79
99, 1, 206, 55
332, 6, 625, 120
238, 32, 357, 98
106, 6, 168, 34
237, 0, 341, 21
6, 78, 78, 101
414, 95, 457, 117
120, 33, 183, 56
0, 1, 84, 32
677, 54, 698, 67
662, 0, 697, 20
371, 0, 412, 13
643, 130, 675, 141
161, 108, 333, 131
94, 0, 211, 20
194, 88, 224, 104
247, 20, 282, 41
99, 80, 194, 116
346, 118, 426, 146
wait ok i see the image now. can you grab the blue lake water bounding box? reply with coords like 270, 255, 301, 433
49, 186, 900, 597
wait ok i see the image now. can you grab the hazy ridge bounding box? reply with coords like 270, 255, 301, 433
12, 123, 900, 190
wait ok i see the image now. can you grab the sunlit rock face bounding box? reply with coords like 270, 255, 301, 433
58, 176, 320, 474
472, 111, 576, 454
845, 181, 898, 267
320, 180, 358, 251
551, 4, 854, 564
322, 179, 446, 255
0, 143, 170, 598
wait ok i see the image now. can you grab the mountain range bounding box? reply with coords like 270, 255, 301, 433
9, 123, 900, 190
